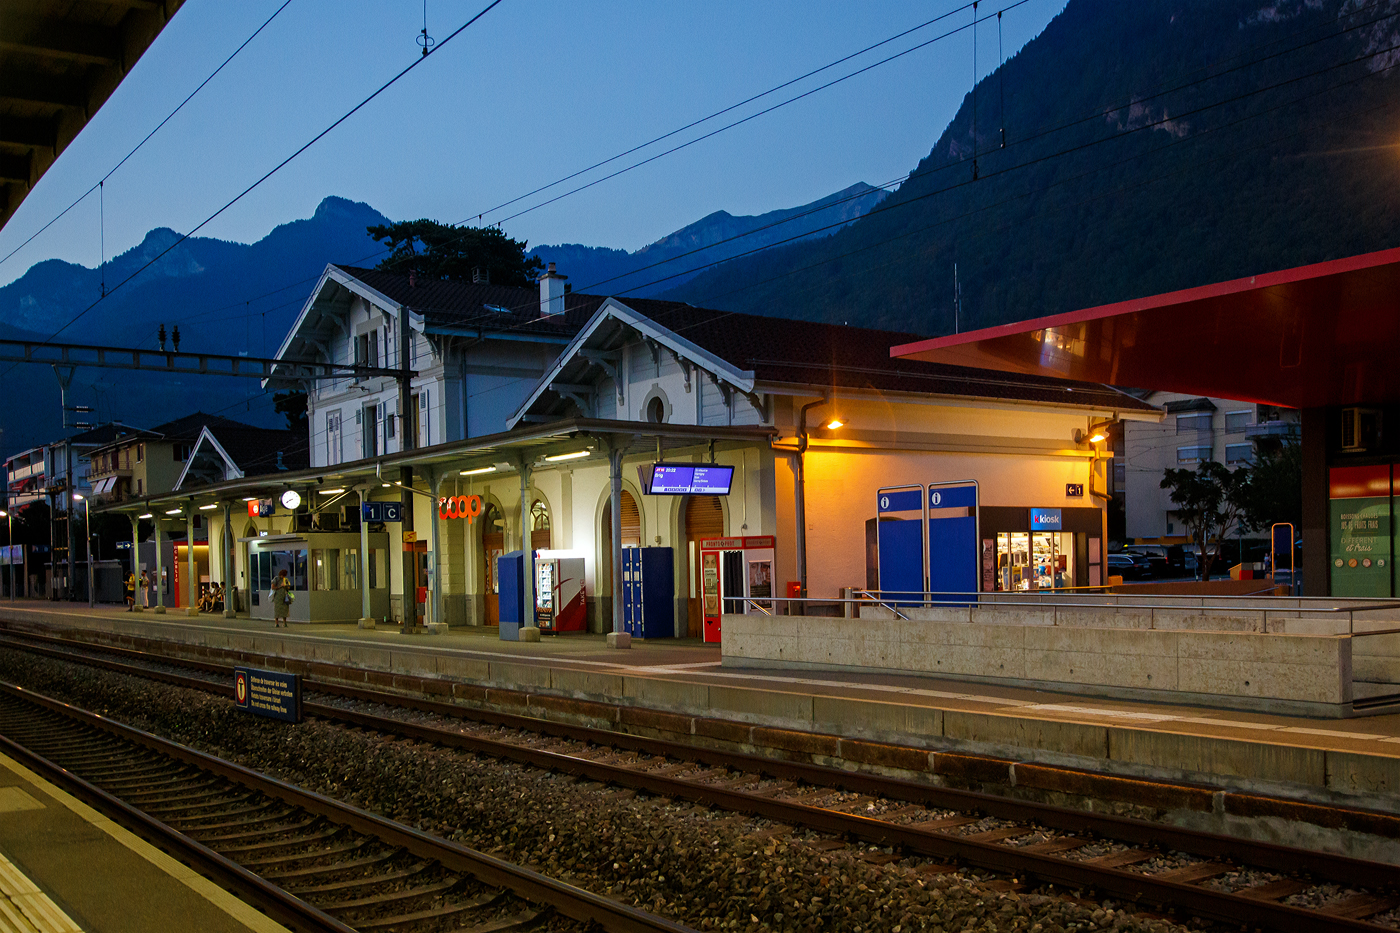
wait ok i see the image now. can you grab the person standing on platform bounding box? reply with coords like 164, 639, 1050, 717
124, 572, 136, 611
139, 570, 150, 608
272, 570, 292, 627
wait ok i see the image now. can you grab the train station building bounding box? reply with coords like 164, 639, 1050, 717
93, 265, 1157, 636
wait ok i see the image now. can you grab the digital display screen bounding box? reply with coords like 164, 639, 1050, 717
649, 463, 734, 495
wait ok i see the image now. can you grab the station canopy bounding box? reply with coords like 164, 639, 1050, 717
889, 246, 1400, 409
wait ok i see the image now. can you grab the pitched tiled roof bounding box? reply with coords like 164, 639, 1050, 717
332, 266, 1154, 413
205, 424, 310, 476
614, 299, 1158, 412
149, 412, 266, 442
335, 266, 604, 338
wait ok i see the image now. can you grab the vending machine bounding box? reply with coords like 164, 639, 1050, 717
535, 554, 586, 633
698, 536, 775, 643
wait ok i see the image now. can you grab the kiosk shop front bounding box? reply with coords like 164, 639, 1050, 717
980, 507, 1105, 591
699, 535, 775, 643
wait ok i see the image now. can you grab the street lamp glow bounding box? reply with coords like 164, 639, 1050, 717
543, 450, 590, 462
1088, 432, 1108, 444
825, 419, 844, 430
72, 493, 84, 501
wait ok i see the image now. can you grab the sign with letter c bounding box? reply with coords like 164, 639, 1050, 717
439, 494, 484, 523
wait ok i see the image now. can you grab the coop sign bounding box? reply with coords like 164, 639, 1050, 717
438, 494, 484, 523
233, 667, 302, 724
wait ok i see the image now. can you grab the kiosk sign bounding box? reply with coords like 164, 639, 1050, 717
233, 667, 302, 723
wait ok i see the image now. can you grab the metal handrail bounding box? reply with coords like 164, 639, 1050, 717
853, 589, 908, 621
734, 590, 1400, 635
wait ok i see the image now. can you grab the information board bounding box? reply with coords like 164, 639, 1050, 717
233, 667, 302, 723
648, 463, 734, 495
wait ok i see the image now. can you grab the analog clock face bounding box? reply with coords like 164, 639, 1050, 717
280, 490, 302, 510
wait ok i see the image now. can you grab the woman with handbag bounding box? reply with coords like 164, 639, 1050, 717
272, 570, 292, 627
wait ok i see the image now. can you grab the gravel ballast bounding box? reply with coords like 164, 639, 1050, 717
0, 647, 1204, 932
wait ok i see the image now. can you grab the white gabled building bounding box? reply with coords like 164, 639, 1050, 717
271, 263, 602, 468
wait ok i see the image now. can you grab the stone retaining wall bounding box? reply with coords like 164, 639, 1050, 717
723, 612, 1354, 714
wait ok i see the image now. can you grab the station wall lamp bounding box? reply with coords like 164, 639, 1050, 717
1074, 420, 1117, 445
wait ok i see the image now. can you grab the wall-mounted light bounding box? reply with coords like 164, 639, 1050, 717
460, 466, 496, 476
1074, 420, 1116, 445
825, 419, 844, 430
543, 450, 590, 462
381, 483, 391, 488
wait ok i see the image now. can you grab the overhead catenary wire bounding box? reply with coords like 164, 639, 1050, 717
0, 0, 298, 272
159, 0, 1391, 338
6, 0, 505, 373
257, 60, 1400, 458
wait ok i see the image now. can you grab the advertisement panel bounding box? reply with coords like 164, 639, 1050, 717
1329, 465, 1392, 598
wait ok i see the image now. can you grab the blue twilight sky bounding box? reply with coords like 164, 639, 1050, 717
0, 0, 1067, 289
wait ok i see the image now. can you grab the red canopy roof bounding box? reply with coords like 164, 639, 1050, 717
890, 246, 1400, 409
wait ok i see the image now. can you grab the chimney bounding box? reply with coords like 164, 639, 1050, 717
408, 270, 417, 288
472, 266, 489, 284
538, 262, 568, 317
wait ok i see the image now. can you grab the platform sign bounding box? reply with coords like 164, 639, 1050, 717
929, 481, 979, 604
362, 501, 404, 523
876, 485, 926, 606
233, 667, 302, 723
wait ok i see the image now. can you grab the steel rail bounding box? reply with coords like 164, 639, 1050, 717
3, 631, 1397, 930
0, 680, 697, 933
0, 727, 357, 933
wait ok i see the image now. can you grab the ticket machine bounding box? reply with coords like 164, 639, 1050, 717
698, 535, 776, 643
535, 553, 586, 633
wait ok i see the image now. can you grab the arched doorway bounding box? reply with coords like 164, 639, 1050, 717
684, 496, 725, 638
480, 502, 505, 625
531, 498, 551, 551
601, 490, 641, 621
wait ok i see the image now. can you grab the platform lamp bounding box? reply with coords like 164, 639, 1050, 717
795, 395, 843, 603
0, 509, 10, 603
74, 493, 93, 608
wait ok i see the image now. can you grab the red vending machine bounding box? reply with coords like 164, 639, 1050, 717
535, 553, 586, 633
698, 536, 775, 643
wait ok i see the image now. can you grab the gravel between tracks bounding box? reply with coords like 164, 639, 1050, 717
0, 647, 1198, 933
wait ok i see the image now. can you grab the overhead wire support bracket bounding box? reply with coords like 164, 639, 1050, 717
0, 339, 414, 382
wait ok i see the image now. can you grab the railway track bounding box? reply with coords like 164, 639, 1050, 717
0, 678, 695, 933
2, 629, 1398, 932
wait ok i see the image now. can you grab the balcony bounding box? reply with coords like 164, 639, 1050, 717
1244, 421, 1300, 440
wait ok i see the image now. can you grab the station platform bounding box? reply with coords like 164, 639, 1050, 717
0, 749, 288, 933
2, 601, 1400, 834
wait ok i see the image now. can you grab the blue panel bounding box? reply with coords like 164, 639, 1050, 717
877, 519, 924, 604
877, 489, 923, 513
497, 550, 524, 641
1029, 507, 1063, 530
622, 548, 674, 638
928, 484, 977, 509
929, 516, 977, 604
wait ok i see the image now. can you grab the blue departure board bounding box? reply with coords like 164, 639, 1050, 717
649, 463, 734, 495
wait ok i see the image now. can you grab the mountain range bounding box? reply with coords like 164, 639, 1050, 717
5, 0, 1400, 456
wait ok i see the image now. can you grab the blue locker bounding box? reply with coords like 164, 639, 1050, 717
497, 550, 525, 641
622, 547, 674, 639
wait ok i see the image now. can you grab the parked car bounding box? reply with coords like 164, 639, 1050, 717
1107, 552, 1153, 580
1121, 546, 1170, 577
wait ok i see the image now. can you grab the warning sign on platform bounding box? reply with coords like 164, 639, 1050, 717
233, 667, 302, 723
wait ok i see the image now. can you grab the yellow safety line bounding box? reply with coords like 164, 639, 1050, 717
0, 849, 81, 933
